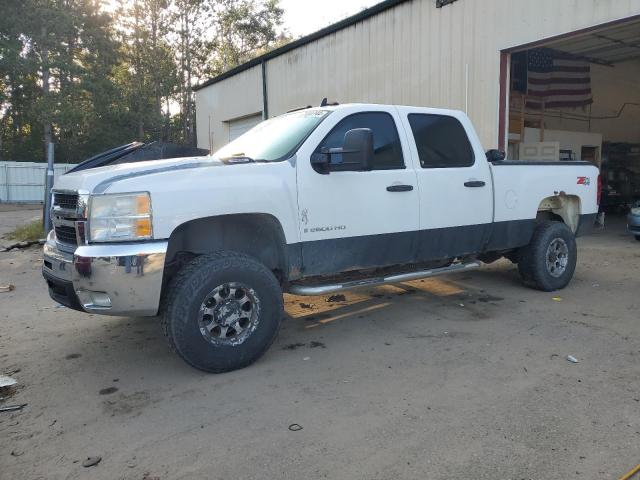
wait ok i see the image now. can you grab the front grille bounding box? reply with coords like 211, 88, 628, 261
54, 225, 77, 245
53, 192, 79, 211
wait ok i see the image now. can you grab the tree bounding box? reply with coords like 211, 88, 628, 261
0, 0, 46, 160
207, 0, 285, 75
170, 0, 207, 145
115, 0, 178, 142
168, 0, 287, 146
0, 0, 288, 160
0, 0, 123, 162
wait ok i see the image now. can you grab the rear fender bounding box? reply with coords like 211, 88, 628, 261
537, 195, 581, 233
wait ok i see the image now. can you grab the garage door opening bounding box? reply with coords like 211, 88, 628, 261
227, 113, 263, 142
499, 16, 640, 225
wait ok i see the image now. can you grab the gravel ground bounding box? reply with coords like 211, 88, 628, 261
1, 205, 639, 480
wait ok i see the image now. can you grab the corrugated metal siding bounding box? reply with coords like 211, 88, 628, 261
196, 0, 640, 151
228, 114, 263, 141
195, 65, 263, 152
0, 162, 77, 203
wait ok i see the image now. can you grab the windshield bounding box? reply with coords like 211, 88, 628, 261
214, 109, 331, 162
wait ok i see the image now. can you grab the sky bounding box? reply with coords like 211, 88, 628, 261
279, 0, 381, 38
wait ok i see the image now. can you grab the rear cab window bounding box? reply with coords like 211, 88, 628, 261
408, 114, 475, 168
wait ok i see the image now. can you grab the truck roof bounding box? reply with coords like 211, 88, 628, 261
292, 102, 465, 117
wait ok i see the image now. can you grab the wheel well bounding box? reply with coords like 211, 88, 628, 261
165, 214, 288, 282
537, 195, 581, 233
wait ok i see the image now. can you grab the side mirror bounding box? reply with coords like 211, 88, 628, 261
486, 149, 506, 162
311, 128, 374, 174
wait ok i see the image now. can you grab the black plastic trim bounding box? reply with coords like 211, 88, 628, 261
301, 229, 417, 277
42, 269, 84, 312
387, 185, 414, 192
464, 181, 486, 188
491, 160, 593, 166
294, 215, 598, 278
484, 219, 536, 251
298, 219, 537, 277
575, 213, 597, 237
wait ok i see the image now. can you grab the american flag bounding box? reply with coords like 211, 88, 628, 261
526, 48, 593, 109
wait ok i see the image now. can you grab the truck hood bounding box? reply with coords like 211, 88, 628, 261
53, 153, 298, 242
54, 156, 224, 193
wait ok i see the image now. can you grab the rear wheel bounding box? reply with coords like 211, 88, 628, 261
517, 221, 577, 292
161, 251, 283, 373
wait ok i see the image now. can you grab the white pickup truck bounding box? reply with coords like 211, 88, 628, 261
43, 103, 600, 372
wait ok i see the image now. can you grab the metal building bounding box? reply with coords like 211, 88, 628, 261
195, 0, 640, 198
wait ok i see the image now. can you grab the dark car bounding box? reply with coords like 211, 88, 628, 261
628, 201, 640, 241
67, 142, 208, 173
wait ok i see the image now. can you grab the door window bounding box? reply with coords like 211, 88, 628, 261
408, 114, 475, 168
315, 112, 405, 171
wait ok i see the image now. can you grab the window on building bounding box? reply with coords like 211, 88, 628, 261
408, 114, 475, 168
316, 112, 405, 170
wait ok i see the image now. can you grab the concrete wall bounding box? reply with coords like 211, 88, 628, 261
196, 0, 640, 152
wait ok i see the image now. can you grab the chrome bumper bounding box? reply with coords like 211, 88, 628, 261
42, 231, 168, 316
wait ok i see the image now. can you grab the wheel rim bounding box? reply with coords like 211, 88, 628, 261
198, 282, 260, 346
545, 238, 569, 278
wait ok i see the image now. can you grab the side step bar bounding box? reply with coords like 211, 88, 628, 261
289, 261, 481, 296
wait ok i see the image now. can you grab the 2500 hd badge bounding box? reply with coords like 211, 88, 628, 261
305, 225, 347, 233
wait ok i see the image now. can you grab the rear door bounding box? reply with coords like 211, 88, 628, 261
296, 106, 420, 276
397, 107, 493, 261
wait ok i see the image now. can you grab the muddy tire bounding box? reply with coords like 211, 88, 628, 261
161, 252, 283, 373
517, 221, 577, 292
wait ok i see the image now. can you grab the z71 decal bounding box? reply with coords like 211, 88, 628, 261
577, 176, 591, 186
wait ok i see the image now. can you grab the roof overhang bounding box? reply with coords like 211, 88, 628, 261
505, 15, 640, 67
546, 17, 640, 66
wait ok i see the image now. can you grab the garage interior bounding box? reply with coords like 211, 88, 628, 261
506, 17, 640, 218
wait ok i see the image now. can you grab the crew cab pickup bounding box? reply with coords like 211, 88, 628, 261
43, 104, 600, 372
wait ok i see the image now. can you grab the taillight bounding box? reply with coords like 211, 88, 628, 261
597, 174, 602, 205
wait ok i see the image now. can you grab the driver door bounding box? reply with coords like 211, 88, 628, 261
295, 107, 420, 276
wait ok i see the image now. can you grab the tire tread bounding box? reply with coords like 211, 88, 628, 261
517, 221, 577, 292
160, 251, 283, 373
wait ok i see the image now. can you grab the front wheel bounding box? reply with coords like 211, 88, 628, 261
517, 221, 577, 292
161, 252, 283, 373
635, 235, 640, 242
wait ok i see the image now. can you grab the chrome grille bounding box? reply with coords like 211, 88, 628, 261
51, 190, 85, 249
54, 225, 77, 245
53, 192, 79, 211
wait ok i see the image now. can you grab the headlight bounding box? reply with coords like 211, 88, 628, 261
89, 192, 153, 242
632, 207, 640, 215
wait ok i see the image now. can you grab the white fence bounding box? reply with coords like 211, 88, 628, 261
0, 161, 78, 203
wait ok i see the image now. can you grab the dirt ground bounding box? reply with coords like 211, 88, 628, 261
1, 205, 639, 480
0, 203, 41, 241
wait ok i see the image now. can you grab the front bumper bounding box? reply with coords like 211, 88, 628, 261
42, 231, 168, 316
